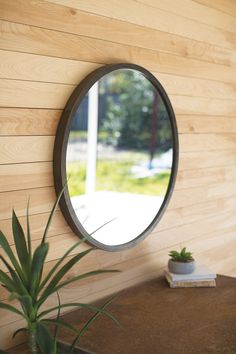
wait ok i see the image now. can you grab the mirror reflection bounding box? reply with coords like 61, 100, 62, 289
66, 69, 173, 246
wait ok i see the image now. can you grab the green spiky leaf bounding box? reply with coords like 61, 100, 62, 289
30, 243, 49, 297
0, 256, 28, 297
36, 322, 56, 354
42, 319, 79, 335
0, 230, 25, 283
12, 210, 30, 275
38, 238, 86, 292
38, 269, 120, 308
68, 294, 121, 353
0, 303, 26, 320
0, 269, 18, 294
41, 184, 67, 245
26, 198, 32, 263
38, 302, 121, 327
40, 248, 94, 303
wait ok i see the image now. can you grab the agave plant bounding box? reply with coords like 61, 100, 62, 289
0, 189, 120, 354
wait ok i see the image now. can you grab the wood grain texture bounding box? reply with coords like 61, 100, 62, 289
194, 0, 236, 16
0, 79, 74, 109
0, 136, 54, 164
0, 178, 236, 223
177, 115, 236, 133
176, 165, 236, 189
1, 159, 236, 194
179, 133, 236, 152
0, 108, 60, 135
1, 133, 236, 167
0, 162, 53, 192
1, 219, 236, 303
1, 0, 236, 67
1, 223, 236, 304
2, 51, 236, 100
0, 0, 236, 349
45, 0, 236, 51
1, 79, 236, 115
1, 21, 236, 84
0, 209, 70, 243
2, 109, 236, 138
179, 150, 236, 170
139, 0, 236, 33
1, 191, 236, 249
0, 50, 101, 84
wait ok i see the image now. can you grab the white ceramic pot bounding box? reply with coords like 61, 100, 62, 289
168, 259, 196, 274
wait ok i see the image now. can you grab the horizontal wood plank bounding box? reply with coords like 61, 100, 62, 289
169, 180, 236, 209
1, 0, 236, 67
1, 133, 236, 165
0, 162, 53, 192
1, 108, 236, 137
1, 193, 236, 251
1, 21, 236, 84
179, 149, 236, 170
1, 160, 236, 193
177, 115, 236, 133
0, 79, 74, 109
1, 224, 236, 303
157, 73, 236, 100
0, 107, 60, 135
1, 51, 236, 100
0, 210, 70, 246
0, 136, 54, 164
194, 0, 236, 17
0, 177, 236, 221
1, 221, 236, 298
176, 165, 236, 189
45, 0, 236, 51
1, 137, 236, 167
1, 79, 236, 116
139, 0, 236, 33
0, 187, 56, 220
158, 195, 236, 232
0, 50, 100, 85
171, 96, 236, 116
179, 133, 236, 152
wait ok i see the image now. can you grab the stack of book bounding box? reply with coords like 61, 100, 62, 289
164, 265, 217, 288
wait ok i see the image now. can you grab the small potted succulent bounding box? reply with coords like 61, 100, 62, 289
168, 247, 195, 274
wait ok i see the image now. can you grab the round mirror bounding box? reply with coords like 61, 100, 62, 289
53, 64, 178, 251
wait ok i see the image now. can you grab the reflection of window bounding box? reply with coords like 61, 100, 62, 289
67, 70, 172, 200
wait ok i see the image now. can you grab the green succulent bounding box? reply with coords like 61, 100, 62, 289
0, 188, 120, 354
169, 247, 194, 263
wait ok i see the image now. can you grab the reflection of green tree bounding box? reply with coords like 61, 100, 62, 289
67, 160, 170, 197
99, 69, 172, 152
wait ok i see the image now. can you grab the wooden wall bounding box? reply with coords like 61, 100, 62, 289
0, 0, 236, 349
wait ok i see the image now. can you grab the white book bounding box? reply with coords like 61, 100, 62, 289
164, 272, 216, 288
164, 265, 216, 282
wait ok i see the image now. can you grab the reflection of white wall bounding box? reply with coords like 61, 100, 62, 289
71, 191, 164, 246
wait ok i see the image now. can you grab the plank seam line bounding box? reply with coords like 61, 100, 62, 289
135, 0, 236, 32
40, 0, 236, 52
1, 18, 236, 70
0, 47, 235, 86
1, 77, 236, 102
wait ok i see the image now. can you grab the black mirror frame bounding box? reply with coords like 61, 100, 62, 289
53, 63, 179, 251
